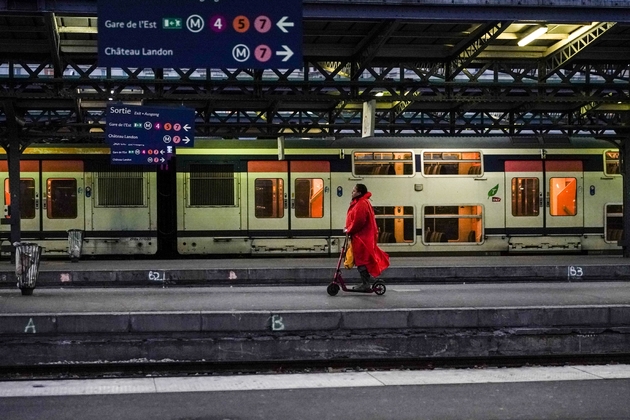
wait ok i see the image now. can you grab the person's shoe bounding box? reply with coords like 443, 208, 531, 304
352, 283, 372, 292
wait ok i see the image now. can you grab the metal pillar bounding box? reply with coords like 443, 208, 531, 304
622, 138, 630, 257
7, 138, 21, 246
1, 101, 23, 251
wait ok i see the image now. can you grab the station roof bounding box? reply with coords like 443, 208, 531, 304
1, 0, 630, 142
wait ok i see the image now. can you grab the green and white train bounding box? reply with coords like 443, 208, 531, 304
0, 136, 623, 256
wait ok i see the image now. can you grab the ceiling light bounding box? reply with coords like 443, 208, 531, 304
518, 25, 548, 47
567, 23, 595, 41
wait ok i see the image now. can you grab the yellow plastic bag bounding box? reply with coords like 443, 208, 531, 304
344, 240, 354, 269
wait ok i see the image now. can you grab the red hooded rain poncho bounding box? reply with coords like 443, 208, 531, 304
345, 192, 390, 277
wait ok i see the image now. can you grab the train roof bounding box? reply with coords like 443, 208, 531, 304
188, 136, 619, 151
330, 136, 619, 149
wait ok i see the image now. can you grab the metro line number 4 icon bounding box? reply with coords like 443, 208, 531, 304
97, 0, 303, 69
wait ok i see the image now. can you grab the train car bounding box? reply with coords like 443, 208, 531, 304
0, 146, 159, 256
0, 136, 623, 257
174, 136, 623, 256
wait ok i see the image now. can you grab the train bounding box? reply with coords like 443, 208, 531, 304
0, 136, 623, 257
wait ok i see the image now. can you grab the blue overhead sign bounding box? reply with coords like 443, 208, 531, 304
97, 0, 302, 69
106, 104, 195, 165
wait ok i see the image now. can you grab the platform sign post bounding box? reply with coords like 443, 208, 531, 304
97, 0, 302, 69
106, 104, 194, 165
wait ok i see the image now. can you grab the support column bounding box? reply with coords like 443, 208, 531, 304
1, 101, 22, 249
7, 138, 22, 246
361, 100, 376, 138
622, 139, 630, 257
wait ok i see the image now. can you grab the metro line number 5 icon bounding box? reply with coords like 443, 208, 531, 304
233, 16, 250, 33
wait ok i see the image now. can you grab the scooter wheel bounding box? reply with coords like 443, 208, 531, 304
327, 283, 340, 296
373, 281, 386, 296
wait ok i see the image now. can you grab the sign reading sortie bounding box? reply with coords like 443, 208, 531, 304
97, 0, 302, 69
106, 104, 195, 165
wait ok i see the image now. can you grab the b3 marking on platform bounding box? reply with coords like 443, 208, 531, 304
567, 266, 584, 279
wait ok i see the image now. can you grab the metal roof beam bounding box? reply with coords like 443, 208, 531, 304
448, 21, 510, 80
303, 2, 630, 23
3, 1, 629, 22
541, 22, 617, 80
44, 12, 62, 76
351, 19, 400, 81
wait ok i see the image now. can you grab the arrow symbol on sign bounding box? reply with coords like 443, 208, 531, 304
276, 45, 294, 62
183, 124, 191, 132
183, 136, 191, 144
276, 16, 294, 33
160, 158, 165, 163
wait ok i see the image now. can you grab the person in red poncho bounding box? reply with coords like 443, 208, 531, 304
344, 184, 390, 291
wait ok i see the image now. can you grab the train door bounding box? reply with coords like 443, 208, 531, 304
505, 160, 583, 233
248, 161, 289, 232
289, 161, 331, 233
247, 161, 331, 234
41, 161, 85, 233
2, 161, 41, 235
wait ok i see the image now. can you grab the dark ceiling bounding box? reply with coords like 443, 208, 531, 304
2, 0, 630, 142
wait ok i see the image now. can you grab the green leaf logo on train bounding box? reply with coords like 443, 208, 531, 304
487, 184, 499, 199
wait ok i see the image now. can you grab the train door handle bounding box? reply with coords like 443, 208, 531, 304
539, 192, 543, 209
35, 193, 39, 210
284, 193, 288, 209
291, 199, 295, 209
546, 192, 550, 208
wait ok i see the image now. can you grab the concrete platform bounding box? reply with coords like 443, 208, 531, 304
1, 282, 629, 367
1, 254, 630, 288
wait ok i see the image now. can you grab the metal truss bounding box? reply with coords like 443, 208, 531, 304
1, 57, 630, 142
542, 22, 617, 80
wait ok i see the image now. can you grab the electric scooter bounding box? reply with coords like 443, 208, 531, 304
326, 235, 386, 296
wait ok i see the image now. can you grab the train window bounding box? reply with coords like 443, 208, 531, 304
604, 151, 620, 175
605, 204, 623, 243
373, 206, 414, 243
96, 171, 145, 207
294, 178, 324, 218
3, 178, 35, 219
255, 178, 284, 218
47, 179, 77, 219
511, 178, 540, 216
423, 205, 482, 243
188, 164, 236, 206
549, 177, 577, 216
422, 151, 482, 176
353, 151, 413, 176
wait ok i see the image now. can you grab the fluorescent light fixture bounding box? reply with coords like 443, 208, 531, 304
518, 26, 548, 47
567, 23, 595, 41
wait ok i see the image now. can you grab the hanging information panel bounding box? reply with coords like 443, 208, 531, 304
106, 104, 194, 165
98, 0, 302, 69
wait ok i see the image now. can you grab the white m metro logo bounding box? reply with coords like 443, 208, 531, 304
232, 44, 250, 62
186, 15, 204, 33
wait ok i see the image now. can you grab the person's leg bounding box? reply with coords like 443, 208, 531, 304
353, 265, 373, 291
